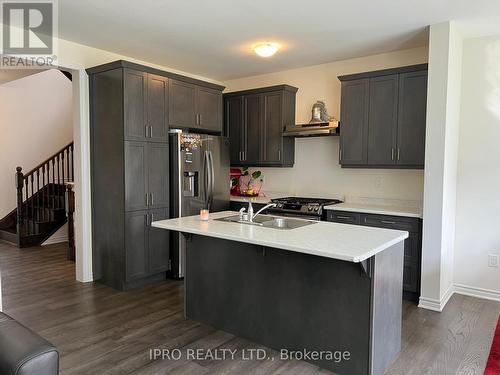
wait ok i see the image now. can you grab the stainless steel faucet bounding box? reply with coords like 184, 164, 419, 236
249, 202, 277, 222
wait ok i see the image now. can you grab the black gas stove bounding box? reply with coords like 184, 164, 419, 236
267, 197, 343, 220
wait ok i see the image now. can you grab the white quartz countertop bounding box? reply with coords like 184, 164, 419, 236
324, 200, 422, 218
152, 211, 408, 263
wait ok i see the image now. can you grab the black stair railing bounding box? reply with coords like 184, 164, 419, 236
15, 142, 74, 239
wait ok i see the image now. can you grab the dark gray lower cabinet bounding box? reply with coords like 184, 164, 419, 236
125, 210, 148, 281
148, 208, 170, 274
327, 210, 422, 300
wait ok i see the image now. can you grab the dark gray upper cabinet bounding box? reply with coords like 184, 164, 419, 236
87, 60, 224, 290
397, 71, 428, 167
169, 79, 223, 133
124, 69, 147, 141
262, 91, 283, 165
169, 79, 197, 128
338, 64, 428, 169
243, 94, 262, 165
124, 70, 168, 143
226, 96, 243, 164
367, 75, 399, 166
147, 74, 169, 142
224, 85, 297, 167
339, 79, 369, 165
196, 86, 222, 132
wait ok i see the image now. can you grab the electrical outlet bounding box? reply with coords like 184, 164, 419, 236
488, 254, 499, 268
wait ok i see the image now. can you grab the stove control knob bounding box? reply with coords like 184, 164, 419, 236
314, 207, 319, 212
308, 206, 313, 211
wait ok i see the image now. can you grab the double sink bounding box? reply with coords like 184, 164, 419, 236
215, 214, 316, 230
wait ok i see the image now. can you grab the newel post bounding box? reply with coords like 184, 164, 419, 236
15, 167, 24, 244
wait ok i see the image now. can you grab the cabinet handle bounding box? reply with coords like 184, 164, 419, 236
145, 125, 148, 138
150, 125, 153, 138
146, 193, 149, 206
397, 148, 400, 161
381, 220, 397, 225
339, 147, 342, 161
151, 213, 154, 224
151, 193, 154, 205
278, 150, 281, 161
391, 147, 395, 161
146, 213, 149, 227
199, 114, 202, 125
336, 215, 352, 220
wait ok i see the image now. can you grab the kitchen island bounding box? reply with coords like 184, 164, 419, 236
152, 211, 408, 375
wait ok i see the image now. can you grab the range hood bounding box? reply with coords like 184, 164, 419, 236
283, 121, 340, 137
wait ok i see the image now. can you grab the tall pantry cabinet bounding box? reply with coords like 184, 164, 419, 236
88, 60, 225, 290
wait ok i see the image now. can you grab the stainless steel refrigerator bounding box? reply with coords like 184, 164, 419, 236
169, 129, 230, 278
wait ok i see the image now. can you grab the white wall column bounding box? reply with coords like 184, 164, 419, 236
419, 21, 463, 311
72, 69, 93, 282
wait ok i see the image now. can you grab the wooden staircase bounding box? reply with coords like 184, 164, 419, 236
0, 143, 74, 248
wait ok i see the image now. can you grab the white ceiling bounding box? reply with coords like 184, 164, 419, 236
59, 0, 500, 81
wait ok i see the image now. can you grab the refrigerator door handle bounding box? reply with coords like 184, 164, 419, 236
203, 150, 211, 209
208, 151, 215, 210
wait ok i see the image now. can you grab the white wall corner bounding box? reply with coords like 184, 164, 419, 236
72, 69, 93, 282
420, 21, 464, 310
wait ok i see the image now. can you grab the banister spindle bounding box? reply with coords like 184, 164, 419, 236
36, 170, 40, 223
51, 159, 55, 208
15, 167, 24, 243
24, 178, 29, 234
56, 155, 60, 208
30, 175, 34, 233
66, 148, 70, 185
61, 151, 65, 208
42, 165, 46, 222
70, 144, 74, 181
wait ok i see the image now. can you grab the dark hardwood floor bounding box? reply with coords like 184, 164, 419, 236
0, 240, 498, 374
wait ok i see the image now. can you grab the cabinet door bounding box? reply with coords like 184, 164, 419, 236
124, 69, 147, 141
397, 71, 428, 167
403, 260, 419, 293
125, 210, 148, 281
262, 92, 283, 165
125, 141, 148, 211
243, 94, 261, 164
367, 75, 398, 165
169, 79, 196, 128
340, 79, 369, 166
148, 207, 170, 274
226, 96, 244, 165
148, 142, 169, 208
147, 74, 169, 142
197, 86, 222, 133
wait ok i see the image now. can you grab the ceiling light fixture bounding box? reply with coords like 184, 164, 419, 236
253, 42, 280, 57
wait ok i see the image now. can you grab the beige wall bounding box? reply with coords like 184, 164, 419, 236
222, 47, 428, 200
0, 69, 73, 219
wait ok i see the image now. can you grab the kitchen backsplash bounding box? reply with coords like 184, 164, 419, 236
243, 137, 425, 201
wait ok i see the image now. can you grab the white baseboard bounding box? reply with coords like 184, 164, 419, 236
418, 285, 454, 312
42, 234, 68, 246
419, 283, 500, 312
453, 283, 500, 302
